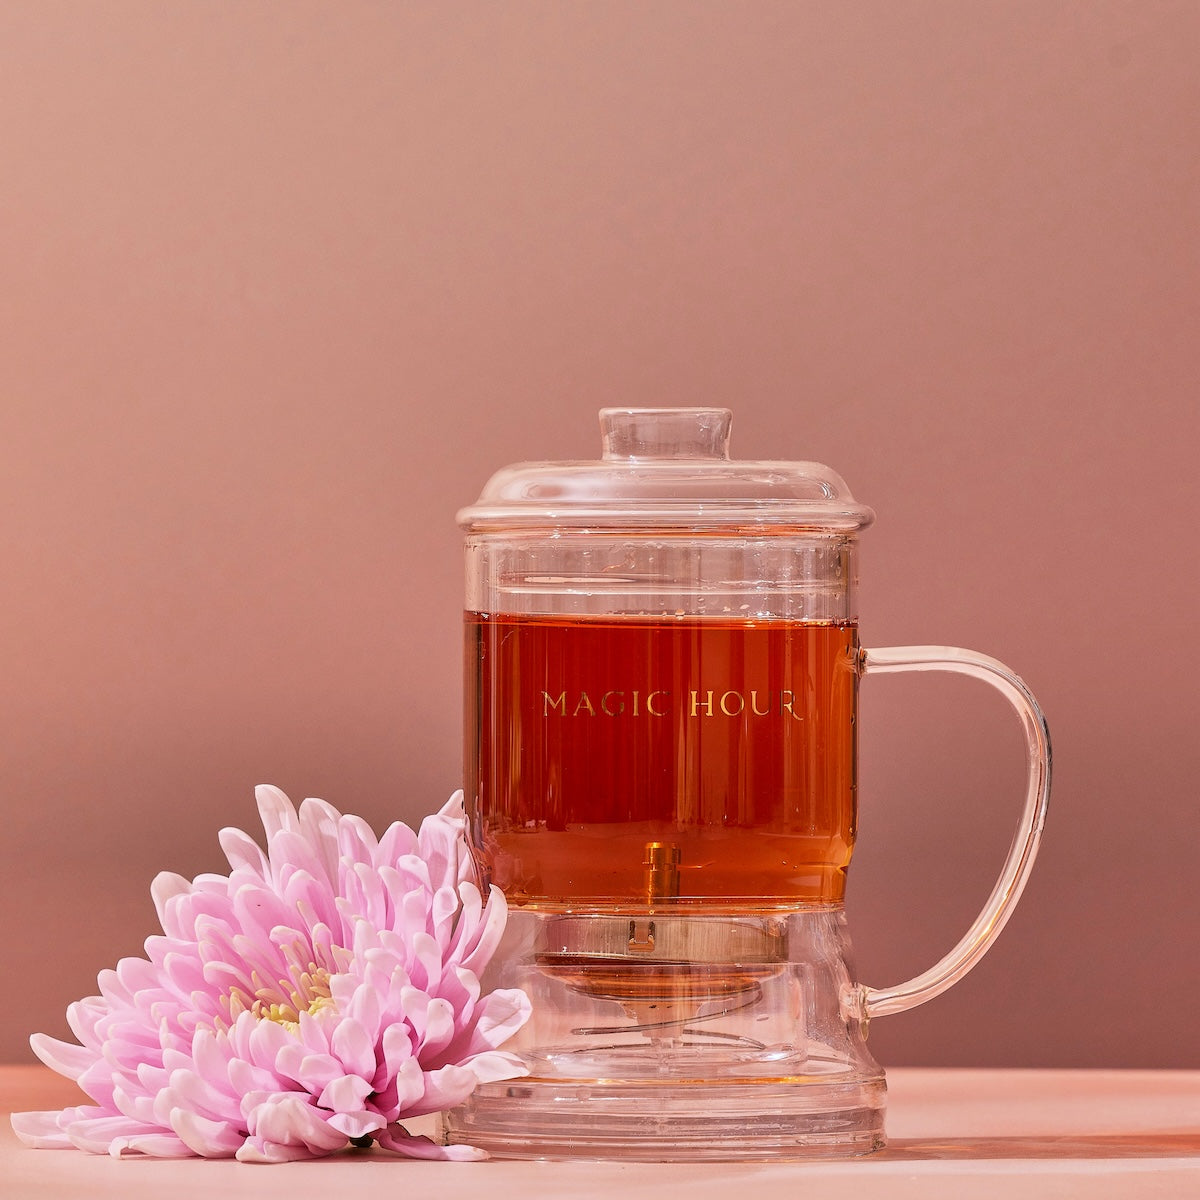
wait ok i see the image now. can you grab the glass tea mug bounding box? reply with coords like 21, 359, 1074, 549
443, 408, 1050, 1160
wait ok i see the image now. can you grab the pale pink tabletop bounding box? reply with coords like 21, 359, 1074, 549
3, 1066, 1198, 1199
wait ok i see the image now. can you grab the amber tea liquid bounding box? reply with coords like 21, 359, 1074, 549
465, 612, 859, 908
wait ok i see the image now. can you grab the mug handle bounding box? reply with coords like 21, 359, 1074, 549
846, 645, 1052, 1024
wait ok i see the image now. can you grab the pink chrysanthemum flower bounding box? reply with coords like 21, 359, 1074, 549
12, 787, 531, 1161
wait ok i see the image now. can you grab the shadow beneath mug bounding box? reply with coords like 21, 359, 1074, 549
884, 1132, 1200, 1161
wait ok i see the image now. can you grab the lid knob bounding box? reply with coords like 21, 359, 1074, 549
600, 408, 732, 461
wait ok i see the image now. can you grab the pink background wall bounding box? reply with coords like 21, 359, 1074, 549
2, 3, 1197, 1067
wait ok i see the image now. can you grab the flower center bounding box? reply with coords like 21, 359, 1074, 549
220, 962, 338, 1033
250, 965, 335, 1031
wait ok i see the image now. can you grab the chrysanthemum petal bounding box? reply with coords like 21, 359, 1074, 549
317, 1073, 372, 1113
474, 988, 535, 1046
330, 1018, 376, 1080
418, 791, 474, 888
29, 1032, 98, 1080
378, 1025, 416, 1097
376, 820, 418, 867
150, 872, 194, 927
61, 1114, 179, 1156
112, 1083, 159, 1125
452, 886, 510, 975
218, 827, 269, 877
408, 995, 457, 1057
462, 1050, 531, 1084
245, 1013, 292, 1068
10, 1109, 74, 1148
375, 1122, 486, 1160
271, 832, 331, 895
190, 1029, 237, 1097
408, 932, 442, 992
336, 811, 382, 865
431, 885, 459, 947
76, 1058, 119, 1108
295, 1008, 332, 1055
169, 1107, 242, 1157
349, 860, 391, 928
297, 797, 342, 884
235, 1137, 317, 1163
409, 1064, 478, 1116
159, 1071, 237, 1125
107, 1132, 193, 1158
327, 1109, 386, 1140
255, 783, 298, 832
64, 996, 106, 1047
246, 1093, 346, 1153
228, 1054, 287, 1097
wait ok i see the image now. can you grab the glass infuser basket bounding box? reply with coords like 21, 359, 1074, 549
443, 408, 1050, 1160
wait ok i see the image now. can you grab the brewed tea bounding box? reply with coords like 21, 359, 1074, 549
465, 612, 859, 907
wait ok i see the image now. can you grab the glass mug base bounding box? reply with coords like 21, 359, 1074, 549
440, 908, 885, 1160
443, 1076, 886, 1161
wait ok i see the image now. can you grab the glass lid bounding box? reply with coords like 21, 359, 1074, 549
458, 408, 875, 532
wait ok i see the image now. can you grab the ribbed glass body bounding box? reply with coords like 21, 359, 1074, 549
463, 530, 860, 909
